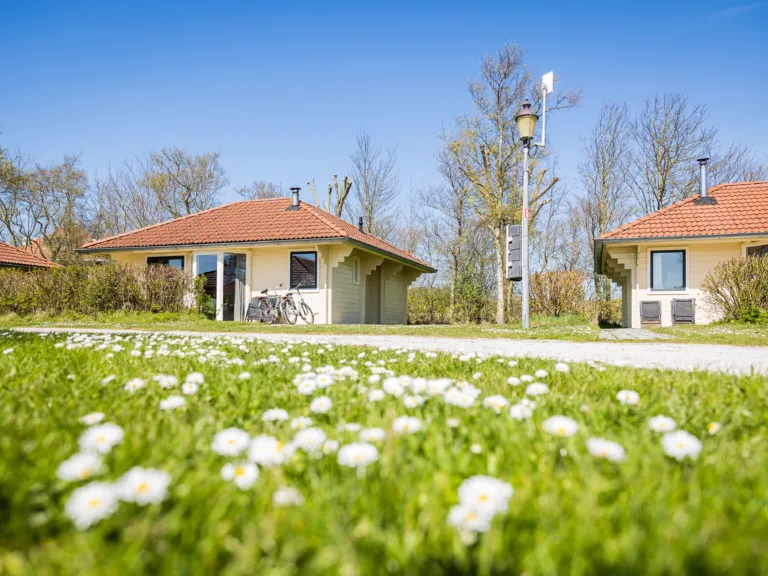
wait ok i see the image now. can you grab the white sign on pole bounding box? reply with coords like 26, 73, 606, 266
542, 71, 554, 95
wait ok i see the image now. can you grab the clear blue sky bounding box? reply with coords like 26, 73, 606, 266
1, 0, 766, 205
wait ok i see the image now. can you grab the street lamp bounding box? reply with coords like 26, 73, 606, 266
512, 71, 553, 329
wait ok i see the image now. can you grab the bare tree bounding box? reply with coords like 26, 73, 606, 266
143, 147, 228, 217
0, 146, 29, 245
306, 174, 352, 217
443, 43, 581, 323
236, 180, 284, 200
348, 130, 400, 238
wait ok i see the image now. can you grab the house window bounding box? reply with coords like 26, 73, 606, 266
147, 255, 184, 270
650, 250, 685, 291
747, 244, 768, 257
290, 251, 317, 289
352, 257, 360, 285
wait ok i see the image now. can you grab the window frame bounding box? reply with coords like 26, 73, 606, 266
146, 255, 185, 270
649, 249, 687, 292
289, 251, 318, 290
352, 256, 360, 285
746, 244, 768, 257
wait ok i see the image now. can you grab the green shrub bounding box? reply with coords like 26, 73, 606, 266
407, 286, 451, 324
529, 271, 586, 317
735, 306, 768, 325
701, 256, 768, 322
0, 263, 206, 317
588, 299, 623, 326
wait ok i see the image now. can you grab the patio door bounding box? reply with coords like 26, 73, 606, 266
223, 253, 247, 321
195, 254, 218, 317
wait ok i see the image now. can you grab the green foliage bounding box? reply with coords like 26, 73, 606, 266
702, 255, 768, 322
529, 271, 586, 317
735, 306, 768, 325
407, 286, 451, 324
588, 299, 623, 327
0, 263, 203, 316
0, 332, 767, 573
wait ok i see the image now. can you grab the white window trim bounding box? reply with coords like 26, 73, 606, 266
352, 256, 360, 285
647, 247, 689, 295
193, 251, 224, 321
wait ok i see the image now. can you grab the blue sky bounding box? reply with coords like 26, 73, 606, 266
1, 0, 766, 205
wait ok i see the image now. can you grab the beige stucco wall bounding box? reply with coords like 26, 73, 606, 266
100, 243, 424, 325
604, 237, 768, 328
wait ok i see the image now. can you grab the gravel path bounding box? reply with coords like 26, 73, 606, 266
9, 326, 768, 377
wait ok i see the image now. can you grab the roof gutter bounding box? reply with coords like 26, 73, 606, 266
78, 237, 437, 274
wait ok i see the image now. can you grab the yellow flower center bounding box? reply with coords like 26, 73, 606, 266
464, 511, 476, 521
137, 482, 149, 493
96, 436, 105, 443
234, 467, 246, 477
479, 494, 488, 502
228, 439, 235, 445
80, 468, 92, 479
277, 442, 285, 452
88, 498, 101, 508
354, 454, 362, 463
557, 428, 566, 436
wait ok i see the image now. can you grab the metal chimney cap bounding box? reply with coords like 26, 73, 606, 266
289, 187, 301, 192
696, 156, 710, 165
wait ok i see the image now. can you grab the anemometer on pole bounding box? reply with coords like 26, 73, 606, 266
508, 71, 554, 329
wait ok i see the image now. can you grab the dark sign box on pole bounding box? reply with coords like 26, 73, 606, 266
506, 224, 522, 281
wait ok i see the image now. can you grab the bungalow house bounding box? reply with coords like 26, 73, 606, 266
78, 191, 435, 324
0, 240, 58, 269
594, 171, 768, 329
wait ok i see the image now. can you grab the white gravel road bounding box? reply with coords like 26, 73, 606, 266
9, 327, 768, 377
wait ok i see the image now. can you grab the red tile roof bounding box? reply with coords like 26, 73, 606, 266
600, 181, 768, 240
80, 198, 435, 271
0, 241, 57, 268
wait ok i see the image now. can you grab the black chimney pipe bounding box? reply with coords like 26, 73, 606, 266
358, 216, 364, 232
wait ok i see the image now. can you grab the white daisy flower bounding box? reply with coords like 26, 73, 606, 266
263, 408, 289, 422
159, 395, 185, 411
447, 504, 495, 534
707, 422, 721, 435
520, 375, 534, 383
507, 376, 521, 386
221, 462, 259, 489
248, 435, 295, 467
457, 476, 513, 515
116, 467, 171, 505
525, 383, 549, 396
534, 369, 548, 378
392, 416, 422, 434
586, 438, 626, 462
542, 416, 579, 438
446, 418, 461, 428
340, 423, 362, 432
238, 372, 252, 380
554, 362, 570, 373
273, 486, 304, 506
124, 378, 145, 393
322, 439, 339, 454
310, 396, 332, 413
79, 412, 105, 426
368, 374, 381, 384
403, 395, 425, 408
649, 415, 677, 432
65, 482, 119, 530
57, 453, 104, 482
482, 395, 509, 414
153, 375, 178, 389
78, 423, 124, 455
337, 442, 379, 468
181, 382, 199, 395
662, 430, 703, 460
360, 427, 386, 442
2, 348, 13, 355
211, 428, 250, 456
472, 372, 482, 380
382, 378, 405, 397
100, 375, 116, 386
509, 403, 534, 420
296, 379, 317, 395
316, 374, 334, 388
293, 427, 327, 453
368, 389, 386, 402
470, 443, 482, 454
616, 390, 640, 405
185, 372, 205, 385
291, 416, 313, 430
507, 360, 518, 368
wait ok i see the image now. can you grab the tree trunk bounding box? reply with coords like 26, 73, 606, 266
494, 228, 504, 324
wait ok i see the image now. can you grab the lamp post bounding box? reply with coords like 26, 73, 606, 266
514, 99, 539, 329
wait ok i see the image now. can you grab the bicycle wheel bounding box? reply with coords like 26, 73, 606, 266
282, 300, 299, 324
259, 299, 277, 324
300, 301, 315, 324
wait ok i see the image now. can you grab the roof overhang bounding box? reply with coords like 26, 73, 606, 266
78, 237, 437, 273
594, 232, 768, 274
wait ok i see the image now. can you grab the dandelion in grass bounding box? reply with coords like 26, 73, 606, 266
542, 416, 578, 438
649, 415, 677, 432
554, 362, 570, 373
457, 476, 513, 515
221, 462, 259, 489
483, 395, 509, 414
79, 423, 124, 455
392, 416, 422, 434
525, 383, 549, 396
707, 422, 721, 435
293, 427, 327, 453
211, 428, 250, 456
159, 395, 185, 411
338, 442, 379, 469
154, 374, 178, 389
360, 427, 386, 442
509, 403, 534, 420
65, 482, 119, 530
273, 487, 304, 506
263, 408, 289, 422
248, 435, 295, 467
310, 396, 332, 413
662, 430, 703, 460
586, 438, 626, 462
116, 467, 171, 505
535, 369, 548, 378
617, 390, 640, 405
291, 416, 313, 430
57, 453, 104, 482
124, 378, 145, 393
79, 412, 104, 426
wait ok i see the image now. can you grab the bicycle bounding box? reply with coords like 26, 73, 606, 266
246, 288, 278, 324
286, 282, 315, 324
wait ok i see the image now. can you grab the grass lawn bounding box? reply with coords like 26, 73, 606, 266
651, 323, 768, 346
1, 330, 767, 574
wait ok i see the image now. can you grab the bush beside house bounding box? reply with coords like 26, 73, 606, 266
702, 255, 768, 324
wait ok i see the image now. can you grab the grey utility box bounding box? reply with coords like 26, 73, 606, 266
671, 299, 695, 324
640, 301, 661, 328
506, 224, 522, 281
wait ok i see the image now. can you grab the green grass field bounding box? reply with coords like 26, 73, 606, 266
1, 329, 767, 574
